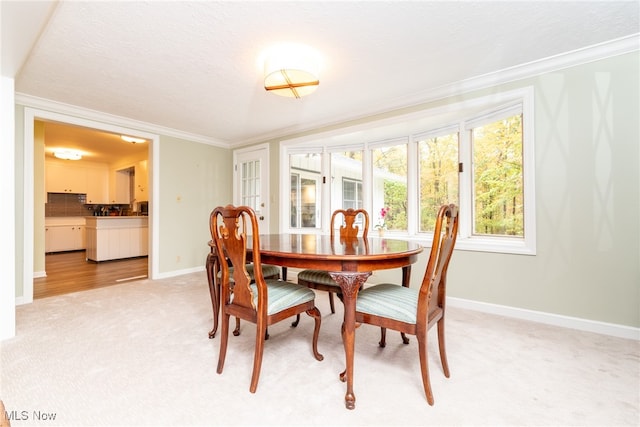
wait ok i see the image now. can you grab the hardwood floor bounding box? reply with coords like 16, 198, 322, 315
34, 250, 149, 299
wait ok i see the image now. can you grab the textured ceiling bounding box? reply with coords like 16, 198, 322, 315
10, 1, 640, 152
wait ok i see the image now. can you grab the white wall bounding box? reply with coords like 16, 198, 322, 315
0, 76, 16, 340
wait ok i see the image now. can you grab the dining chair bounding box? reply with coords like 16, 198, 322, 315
206, 243, 280, 339
211, 204, 323, 393
297, 208, 370, 313
354, 204, 459, 405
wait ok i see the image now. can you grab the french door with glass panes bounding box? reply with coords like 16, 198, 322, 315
234, 144, 270, 234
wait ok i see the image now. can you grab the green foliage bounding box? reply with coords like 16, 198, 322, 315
383, 180, 407, 230
372, 114, 524, 236
373, 145, 407, 231
418, 133, 459, 231
472, 115, 523, 236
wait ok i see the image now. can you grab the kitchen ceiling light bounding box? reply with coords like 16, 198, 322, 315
121, 135, 146, 144
53, 149, 82, 160
264, 44, 320, 99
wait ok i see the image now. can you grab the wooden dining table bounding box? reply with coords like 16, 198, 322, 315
206, 233, 423, 409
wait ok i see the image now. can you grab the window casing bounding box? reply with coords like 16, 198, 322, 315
280, 87, 536, 255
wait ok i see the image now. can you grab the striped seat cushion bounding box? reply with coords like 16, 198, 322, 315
356, 283, 418, 324
297, 270, 340, 288
218, 264, 280, 281
249, 280, 316, 315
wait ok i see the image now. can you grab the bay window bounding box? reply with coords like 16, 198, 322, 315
280, 87, 535, 255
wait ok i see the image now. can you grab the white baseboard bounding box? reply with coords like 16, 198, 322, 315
33, 270, 46, 279
153, 265, 204, 280
447, 297, 640, 341
15, 295, 32, 306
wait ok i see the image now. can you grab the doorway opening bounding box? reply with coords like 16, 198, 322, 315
23, 107, 158, 304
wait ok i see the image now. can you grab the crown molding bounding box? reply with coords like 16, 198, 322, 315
14, 93, 230, 148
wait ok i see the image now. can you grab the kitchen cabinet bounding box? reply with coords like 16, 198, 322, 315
86, 166, 109, 204
109, 168, 132, 204
45, 161, 87, 194
85, 217, 148, 261
46, 160, 110, 204
134, 160, 148, 201
45, 218, 86, 252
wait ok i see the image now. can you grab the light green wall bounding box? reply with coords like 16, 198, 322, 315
448, 53, 639, 327
157, 135, 232, 273
262, 52, 640, 328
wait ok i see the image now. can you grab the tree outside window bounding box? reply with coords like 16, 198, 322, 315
418, 132, 459, 232
471, 114, 523, 236
372, 142, 407, 231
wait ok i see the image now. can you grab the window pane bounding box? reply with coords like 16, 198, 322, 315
331, 151, 363, 212
290, 174, 299, 228
472, 114, 523, 236
241, 159, 260, 210
342, 180, 356, 208
418, 133, 459, 232
372, 143, 407, 231
289, 153, 322, 229
301, 178, 318, 227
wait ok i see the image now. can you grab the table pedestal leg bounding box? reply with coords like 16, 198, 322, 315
329, 271, 371, 410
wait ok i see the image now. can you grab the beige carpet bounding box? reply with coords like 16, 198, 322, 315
1, 271, 638, 426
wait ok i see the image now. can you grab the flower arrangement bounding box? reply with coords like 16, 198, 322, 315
374, 207, 390, 230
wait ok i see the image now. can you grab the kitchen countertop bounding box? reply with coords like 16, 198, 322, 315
85, 215, 148, 219
85, 216, 148, 229
45, 217, 86, 226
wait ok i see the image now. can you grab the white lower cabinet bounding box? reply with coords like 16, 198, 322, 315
85, 217, 148, 261
45, 218, 86, 252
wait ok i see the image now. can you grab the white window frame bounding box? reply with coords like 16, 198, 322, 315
279, 87, 536, 255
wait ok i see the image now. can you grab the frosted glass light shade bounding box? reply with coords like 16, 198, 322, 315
264, 44, 320, 98
53, 149, 82, 160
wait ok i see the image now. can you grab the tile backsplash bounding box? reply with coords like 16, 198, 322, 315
45, 193, 132, 217
45, 193, 91, 217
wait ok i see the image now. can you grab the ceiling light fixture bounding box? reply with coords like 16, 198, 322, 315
121, 135, 146, 144
263, 43, 320, 99
53, 149, 82, 160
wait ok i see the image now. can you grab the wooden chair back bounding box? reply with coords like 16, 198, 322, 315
210, 205, 265, 319
330, 208, 369, 240
418, 204, 459, 321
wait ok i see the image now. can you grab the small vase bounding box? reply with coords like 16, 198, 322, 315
378, 229, 385, 237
